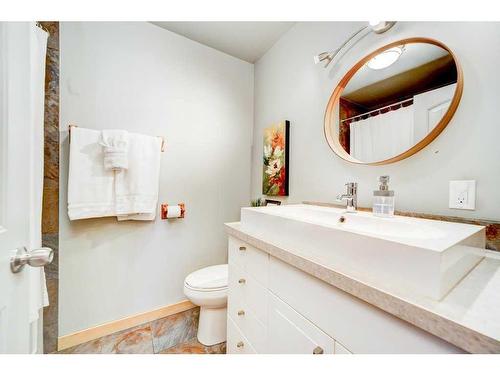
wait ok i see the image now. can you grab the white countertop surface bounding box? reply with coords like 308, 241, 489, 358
225, 221, 500, 353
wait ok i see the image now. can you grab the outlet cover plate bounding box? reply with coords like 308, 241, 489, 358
449, 180, 476, 210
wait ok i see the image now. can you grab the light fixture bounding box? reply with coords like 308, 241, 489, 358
369, 21, 397, 34
313, 21, 397, 68
314, 52, 333, 66
366, 45, 404, 70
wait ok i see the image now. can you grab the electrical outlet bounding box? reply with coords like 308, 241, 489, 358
457, 190, 468, 205
449, 180, 476, 210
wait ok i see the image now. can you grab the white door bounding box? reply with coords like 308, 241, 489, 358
412, 83, 457, 144
0, 22, 52, 354
267, 293, 335, 354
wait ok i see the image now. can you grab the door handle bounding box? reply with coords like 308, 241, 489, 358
10, 246, 54, 273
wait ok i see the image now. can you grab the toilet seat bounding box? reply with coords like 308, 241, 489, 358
184, 264, 228, 292
184, 284, 227, 292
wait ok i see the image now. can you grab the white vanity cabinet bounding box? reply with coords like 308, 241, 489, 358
267, 292, 335, 354
226, 236, 464, 354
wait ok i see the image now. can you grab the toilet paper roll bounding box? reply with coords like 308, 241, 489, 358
161, 203, 185, 219
166, 205, 182, 219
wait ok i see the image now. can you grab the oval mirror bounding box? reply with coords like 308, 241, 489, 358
324, 38, 463, 165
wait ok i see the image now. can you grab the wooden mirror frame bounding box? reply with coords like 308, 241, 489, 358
324, 37, 463, 166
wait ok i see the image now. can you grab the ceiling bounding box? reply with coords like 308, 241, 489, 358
151, 22, 295, 63
342, 55, 457, 109
343, 43, 450, 95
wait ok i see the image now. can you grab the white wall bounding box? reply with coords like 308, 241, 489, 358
59, 22, 254, 335
252, 22, 500, 221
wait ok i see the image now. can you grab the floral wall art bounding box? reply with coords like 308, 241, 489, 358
262, 121, 290, 196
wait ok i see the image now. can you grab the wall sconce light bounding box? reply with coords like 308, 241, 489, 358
314, 21, 397, 68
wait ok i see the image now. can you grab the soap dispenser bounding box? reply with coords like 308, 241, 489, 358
373, 176, 395, 217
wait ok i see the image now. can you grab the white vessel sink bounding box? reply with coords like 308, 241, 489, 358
240, 204, 485, 300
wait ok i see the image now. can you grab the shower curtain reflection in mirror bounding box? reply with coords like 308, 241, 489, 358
349, 105, 414, 163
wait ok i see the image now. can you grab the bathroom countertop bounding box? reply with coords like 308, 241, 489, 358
225, 222, 500, 354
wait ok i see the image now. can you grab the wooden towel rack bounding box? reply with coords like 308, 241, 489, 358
68, 124, 166, 152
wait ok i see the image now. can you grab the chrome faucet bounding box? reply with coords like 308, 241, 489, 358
336, 182, 358, 212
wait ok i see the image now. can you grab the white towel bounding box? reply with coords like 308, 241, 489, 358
100, 129, 129, 171
114, 133, 162, 221
68, 127, 116, 220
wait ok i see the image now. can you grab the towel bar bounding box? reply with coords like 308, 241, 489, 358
68, 124, 166, 152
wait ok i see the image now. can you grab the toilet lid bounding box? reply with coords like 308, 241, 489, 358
185, 264, 228, 291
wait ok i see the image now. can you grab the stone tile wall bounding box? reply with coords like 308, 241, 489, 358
39, 21, 60, 354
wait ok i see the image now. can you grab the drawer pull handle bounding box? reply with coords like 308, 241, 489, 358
313, 346, 324, 354
238, 278, 246, 284
237, 341, 244, 348
239, 246, 246, 251
237, 310, 245, 316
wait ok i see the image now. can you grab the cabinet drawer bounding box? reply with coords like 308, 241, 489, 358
228, 294, 267, 353
267, 292, 334, 354
227, 317, 257, 354
228, 236, 269, 286
269, 256, 463, 354
228, 263, 268, 324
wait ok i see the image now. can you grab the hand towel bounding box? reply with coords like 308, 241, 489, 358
68, 127, 116, 220
100, 129, 129, 171
114, 133, 162, 221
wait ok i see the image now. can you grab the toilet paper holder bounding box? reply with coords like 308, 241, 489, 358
161, 203, 185, 219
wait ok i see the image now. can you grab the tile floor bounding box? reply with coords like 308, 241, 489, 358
57, 307, 226, 354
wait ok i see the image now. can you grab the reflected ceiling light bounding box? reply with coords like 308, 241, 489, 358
366, 45, 404, 70
313, 21, 397, 68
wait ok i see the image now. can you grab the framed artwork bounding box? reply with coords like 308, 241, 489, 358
262, 120, 290, 196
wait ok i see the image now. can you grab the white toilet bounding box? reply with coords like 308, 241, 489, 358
184, 264, 228, 346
